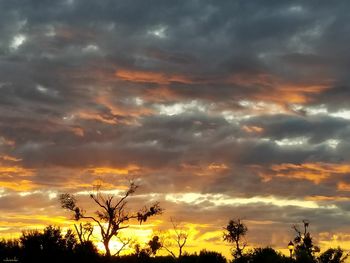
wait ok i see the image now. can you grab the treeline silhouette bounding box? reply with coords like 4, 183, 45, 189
0, 222, 348, 263
0, 225, 227, 263
1, 182, 348, 263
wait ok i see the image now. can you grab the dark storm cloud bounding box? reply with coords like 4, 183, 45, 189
244, 114, 350, 144
0, 0, 348, 177
0, 0, 349, 109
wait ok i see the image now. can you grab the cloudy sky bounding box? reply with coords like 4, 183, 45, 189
1, 0, 350, 256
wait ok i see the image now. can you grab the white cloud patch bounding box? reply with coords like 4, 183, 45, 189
275, 137, 308, 147
82, 44, 99, 53
10, 34, 26, 50
165, 192, 337, 210
156, 101, 206, 116
148, 25, 167, 38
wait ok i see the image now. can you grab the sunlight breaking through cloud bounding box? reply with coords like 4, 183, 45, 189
165, 193, 337, 210
2, 0, 350, 257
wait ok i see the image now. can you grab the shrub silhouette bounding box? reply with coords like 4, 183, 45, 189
198, 250, 227, 263
0, 239, 20, 261
318, 247, 349, 263
20, 226, 70, 262
19, 225, 100, 263
233, 247, 292, 263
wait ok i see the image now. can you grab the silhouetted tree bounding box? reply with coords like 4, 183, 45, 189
64, 229, 78, 251
114, 236, 134, 256
0, 239, 20, 261
161, 218, 189, 258
74, 222, 94, 244
318, 247, 349, 263
224, 219, 248, 259
133, 242, 153, 262
60, 181, 163, 257
148, 236, 162, 256
20, 225, 76, 262
292, 220, 319, 263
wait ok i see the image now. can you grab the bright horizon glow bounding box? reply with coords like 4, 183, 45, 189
165, 192, 337, 209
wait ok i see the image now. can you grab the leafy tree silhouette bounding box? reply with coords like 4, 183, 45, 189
0, 239, 20, 262
223, 218, 248, 259
292, 220, 319, 263
60, 181, 163, 257
318, 247, 349, 263
20, 226, 75, 262
19, 225, 100, 263
148, 236, 162, 256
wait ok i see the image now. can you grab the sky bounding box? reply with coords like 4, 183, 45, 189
1, 0, 350, 257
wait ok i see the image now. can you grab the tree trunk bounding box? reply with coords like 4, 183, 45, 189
235, 239, 242, 258
104, 239, 111, 257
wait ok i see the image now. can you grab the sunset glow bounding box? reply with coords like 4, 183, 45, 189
1, 1, 350, 261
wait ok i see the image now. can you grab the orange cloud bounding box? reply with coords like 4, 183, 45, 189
270, 163, 350, 184
270, 83, 329, 104
0, 155, 22, 162
180, 162, 229, 177
227, 73, 331, 104
96, 95, 154, 119
0, 180, 36, 191
242, 125, 264, 133
337, 182, 350, 191
208, 163, 229, 171
70, 127, 85, 137
115, 69, 194, 85
77, 110, 118, 124
88, 165, 141, 176
114, 69, 331, 108
305, 195, 350, 201
0, 164, 36, 191
0, 165, 34, 177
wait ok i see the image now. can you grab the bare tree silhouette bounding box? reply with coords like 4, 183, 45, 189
74, 222, 94, 244
59, 181, 162, 257
161, 217, 189, 258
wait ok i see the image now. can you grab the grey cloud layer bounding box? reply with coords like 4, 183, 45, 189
1, 0, 350, 247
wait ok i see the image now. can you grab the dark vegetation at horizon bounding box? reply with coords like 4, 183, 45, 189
0, 220, 348, 263
0, 182, 349, 263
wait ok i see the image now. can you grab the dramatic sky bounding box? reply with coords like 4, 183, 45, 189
1, 0, 350, 257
